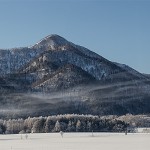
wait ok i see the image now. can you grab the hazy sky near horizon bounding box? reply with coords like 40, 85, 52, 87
0, 0, 149, 73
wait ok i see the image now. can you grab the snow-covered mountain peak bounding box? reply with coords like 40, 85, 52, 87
43, 34, 68, 43
31, 34, 69, 50
45, 34, 66, 40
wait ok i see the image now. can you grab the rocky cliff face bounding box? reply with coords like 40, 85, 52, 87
0, 34, 149, 118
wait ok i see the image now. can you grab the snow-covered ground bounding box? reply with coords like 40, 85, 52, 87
0, 132, 150, 150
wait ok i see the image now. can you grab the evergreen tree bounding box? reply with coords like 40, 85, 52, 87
76, 120, 81, 132
32, 117, 45, 133
45, 117, 55, 133
53, 120, 61, 132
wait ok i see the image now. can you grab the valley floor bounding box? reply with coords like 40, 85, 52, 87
0, 132, 149, 150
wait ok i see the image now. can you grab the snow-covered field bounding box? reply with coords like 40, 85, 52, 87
0, 132, 150, 150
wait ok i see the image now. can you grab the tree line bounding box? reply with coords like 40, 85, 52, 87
0, 114, 127, 134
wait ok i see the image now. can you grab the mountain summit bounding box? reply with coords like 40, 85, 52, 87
0, 34, 150, 118
32, 34, 69, 50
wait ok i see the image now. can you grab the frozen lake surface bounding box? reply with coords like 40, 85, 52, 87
0, 132, 149, 150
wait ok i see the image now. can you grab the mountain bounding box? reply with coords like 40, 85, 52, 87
143, 74, 150, 79
32, 64, 96, 92
0, 34, 150, 118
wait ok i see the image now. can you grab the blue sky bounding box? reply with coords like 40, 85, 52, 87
0, 0, 149, 73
